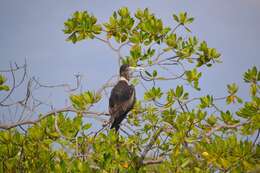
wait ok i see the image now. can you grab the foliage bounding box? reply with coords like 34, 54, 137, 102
0, 74, 9, 91
0, 7, 259, 172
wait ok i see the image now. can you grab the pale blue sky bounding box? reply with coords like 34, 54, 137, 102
0, 1, 260, 120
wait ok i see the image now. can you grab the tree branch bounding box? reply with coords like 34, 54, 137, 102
253, 129, 260, 146
142, 158, 164, 165
32, 74, 81, 92
205, 120, 250, 138
0, 106, 109, 130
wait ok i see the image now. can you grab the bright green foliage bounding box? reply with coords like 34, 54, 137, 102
220, 111, 240, 125
199, 95, 213, 109
196, 136, 259, 172
244, 66, 260, 83
173, 12, 194, 33
104, 7, 135, 43
185, 68, 202, 90
197, 41, 221, 67
70, 91, 101, 110
237, 96, 260, 135
173, 12, 194, 25
144, 87, 163, 101
226, 83, 242, 104
0, 7, 259, 173
206, 115, 217, 126
0, 74, 9, 91
244, 66, 260, 96
63, 11, 102, 43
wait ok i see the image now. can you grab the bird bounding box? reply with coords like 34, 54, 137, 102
109, 64, 144, 131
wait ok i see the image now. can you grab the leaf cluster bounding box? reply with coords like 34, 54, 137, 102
0, 74, 10, 91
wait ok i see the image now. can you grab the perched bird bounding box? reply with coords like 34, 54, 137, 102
109, 64, 144, 131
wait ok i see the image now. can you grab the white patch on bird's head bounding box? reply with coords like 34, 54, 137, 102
119, 76, 129, 84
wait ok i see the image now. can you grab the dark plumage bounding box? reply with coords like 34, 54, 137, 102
109, 64, 136, 131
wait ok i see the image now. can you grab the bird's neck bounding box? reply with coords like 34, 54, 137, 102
119, 76, 129, 84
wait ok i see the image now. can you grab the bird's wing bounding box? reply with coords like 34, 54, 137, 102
109, 85, 135, 131
109, 81, 135, 119
109, 91, 135, 116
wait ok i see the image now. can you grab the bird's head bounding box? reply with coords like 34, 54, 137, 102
119, 64, 144, 81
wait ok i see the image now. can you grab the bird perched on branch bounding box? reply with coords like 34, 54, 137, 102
109, 64, 144, 131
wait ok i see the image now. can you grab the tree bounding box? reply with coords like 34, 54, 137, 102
0, 7, 259, 172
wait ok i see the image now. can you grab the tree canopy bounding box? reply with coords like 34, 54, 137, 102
0, 7, 259, 172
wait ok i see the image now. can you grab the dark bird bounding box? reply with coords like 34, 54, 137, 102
109, 64, 144, 131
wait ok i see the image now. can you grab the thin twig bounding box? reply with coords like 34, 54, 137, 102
205, 120, 250, 138
253, 129, 260, 146
0, 106, 109, 130
32, 74, 81, 92
142, 158, 163, 165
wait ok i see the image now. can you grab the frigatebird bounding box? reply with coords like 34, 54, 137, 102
109, 64, 144, 131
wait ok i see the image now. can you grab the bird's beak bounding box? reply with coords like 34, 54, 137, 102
129, 66, 145, 72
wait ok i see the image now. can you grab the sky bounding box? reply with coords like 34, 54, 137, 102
0, 0, 260, 124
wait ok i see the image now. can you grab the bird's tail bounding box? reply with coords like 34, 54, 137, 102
110, 120, 120, 132
110, 112, 127, 132
110, 122, 120, 132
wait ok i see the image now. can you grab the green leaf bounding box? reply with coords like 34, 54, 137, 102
131, 78, 140, 86
0, 85, 10, 91
221, 111, 239, 125
130, 44, 142, 59
165, 34, 177, 48
197, 110, 206, 120
118, 7, 129, 17
73, 116, 82, 129
184, 26, 191, 33
207, 115, 217, 126
82, 123, 92, 130
179, 12, 187, 24
144, 87, 163, 101
63, 11, 101, 43
144, 70, 152, 77
152, 70, 157, 77
0, 75, 7, 85
175, 85, 183, 98
236, 97, 259, 118
172, 14, 179, 22
199, 95, 213, 108
236, 97, 243, 103
186, 17, 194, 24
185, 68, 202, 90
181, 158, 190, 168
227, 83, 238, 95
50, 132, 60, 138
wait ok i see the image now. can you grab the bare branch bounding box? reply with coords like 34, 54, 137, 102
0, 61, 26, 73
0, 106, 109, 130
15, 59, 27, 88
177, 99, 186, 113
205, 120, 250, 138
142, 158, 164, 165
184, 96, 227, 105
0, 61, 28, 107
32, 74, 82, 92
170, 23, 181, 34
